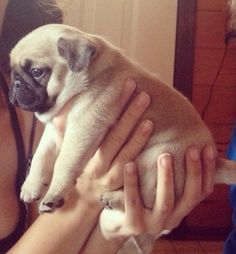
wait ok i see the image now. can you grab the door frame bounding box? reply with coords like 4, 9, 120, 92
173, 0, 196, 100
168, 0, 196, 239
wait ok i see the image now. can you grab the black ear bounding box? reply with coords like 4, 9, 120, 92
57, 37, 96, 72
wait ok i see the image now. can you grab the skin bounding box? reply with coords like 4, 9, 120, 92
81, 145, 216, 254
5, 80, 216, 254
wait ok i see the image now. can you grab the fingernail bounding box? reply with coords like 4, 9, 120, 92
160, 229, 171, 236
140, 119, 153, 133
136, 92, 150, 106
189, 147, 200, 161
125, 162, 136, 174
125, 79, 136, 92
159, 154, 171, 168
120, 80, 136, 106
205, 145, 214, 160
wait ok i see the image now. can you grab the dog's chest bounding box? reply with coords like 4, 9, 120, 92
50, 97, 82, 147
52, 113, 67, 148
49, 97, 88, 147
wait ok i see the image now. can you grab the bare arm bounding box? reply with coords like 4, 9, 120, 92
8, 191, 102, 254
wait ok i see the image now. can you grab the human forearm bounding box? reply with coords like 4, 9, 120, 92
8, 80, 151, 254
8, 189, 102, 254
80, 224, 126, 254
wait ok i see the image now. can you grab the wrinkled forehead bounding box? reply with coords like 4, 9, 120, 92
10, 24, 75, 66
10, 24, 90, 70
10, 27, 59, 67
11, 50, 56, 71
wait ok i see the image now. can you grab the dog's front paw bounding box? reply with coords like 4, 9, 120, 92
39, 197, 64, 213
20, 179, 47, 203
100, 191, 124, 210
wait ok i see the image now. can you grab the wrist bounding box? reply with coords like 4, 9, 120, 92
66, 182, 102, 213
75, 177, 105, 209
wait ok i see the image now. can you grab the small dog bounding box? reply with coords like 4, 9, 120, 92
9, 24, 236, 253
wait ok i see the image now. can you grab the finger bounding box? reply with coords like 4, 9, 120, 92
104, 119, 153, 189
182, 147, 202, 205
201, 144, 216, 197
91, 88, 151, 176
115, 120, 153, 163
165, 147, 202, 230
85, 79, 136, 175
123, 163, 145, 235
148, 154, 174, 233
119, 79, 137, 108
154, 154, 174, 214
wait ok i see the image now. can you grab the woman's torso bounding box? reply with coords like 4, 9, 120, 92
0, 88, 43, 239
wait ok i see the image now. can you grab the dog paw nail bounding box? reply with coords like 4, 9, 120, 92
44, 202, 54, 208
56, 198, 64, 208
33, 197, 41, 201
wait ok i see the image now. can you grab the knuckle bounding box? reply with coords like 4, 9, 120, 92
109, 132, 124, 145
208, 186, 214, 195
103, 175, 117, 189
202, 186, 214, 198
156, 198, 174, 216
168, 222, 180, 232
158, 203, 173, 215
137, 120, 153, 137
127, 223, 145, 236
91, 158, 104, 172
129, 198, 139, 208
118, 148, 133, 163
125, 105, 142, 121
191, 167, 202, 178
195, 192, 202, 202
125, 107, 136, 117
131, 134, 147, 148
88, 158, 107, 177
187, 194, 201, 207
122, 150, 133, 161
132, 226, 145, 236
153, 221, 166, 234
186, 197, 200, 210
165, 214, 187, 232
93, 149, 105, 163
183, 188, 202, 205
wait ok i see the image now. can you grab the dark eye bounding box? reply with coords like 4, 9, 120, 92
31, 68, 45, 79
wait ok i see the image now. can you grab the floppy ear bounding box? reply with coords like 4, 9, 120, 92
57, 37, 96, 72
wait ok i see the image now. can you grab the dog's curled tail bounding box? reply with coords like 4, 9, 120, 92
215, 157, 236, 185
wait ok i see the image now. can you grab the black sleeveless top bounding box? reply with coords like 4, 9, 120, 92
0, 71, 27, 253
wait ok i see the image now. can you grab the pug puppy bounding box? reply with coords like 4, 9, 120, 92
9, 24, 236, 253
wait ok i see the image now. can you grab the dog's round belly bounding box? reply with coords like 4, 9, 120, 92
135, 143, 186, 209
135, 126, 215, 209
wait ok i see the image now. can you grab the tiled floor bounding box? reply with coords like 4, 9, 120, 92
152, 239, 224, 254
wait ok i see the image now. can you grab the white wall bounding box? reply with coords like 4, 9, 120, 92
62, 0, 178, 86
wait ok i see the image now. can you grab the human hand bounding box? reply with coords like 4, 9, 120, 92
113, 145, 216, 237
76, 79, 153, 205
